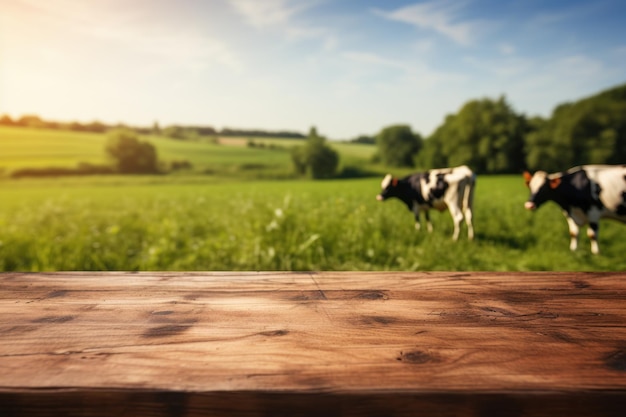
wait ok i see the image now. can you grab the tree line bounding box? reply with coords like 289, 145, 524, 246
376, 82, 626, 174
0, 115, 305, 139
4, 82, 625, 178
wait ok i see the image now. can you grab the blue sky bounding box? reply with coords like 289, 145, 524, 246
2, 0, 625, 139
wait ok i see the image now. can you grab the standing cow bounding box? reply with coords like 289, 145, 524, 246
376, 165, 476, 240
523, 165, 626, 254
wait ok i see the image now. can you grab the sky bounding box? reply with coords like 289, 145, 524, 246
1, 0, 626, 140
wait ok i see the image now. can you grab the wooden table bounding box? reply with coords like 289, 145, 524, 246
1, 272, 625, 416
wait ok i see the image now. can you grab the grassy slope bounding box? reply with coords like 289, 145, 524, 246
0, 126, 378, 177
0, 127, 108, 170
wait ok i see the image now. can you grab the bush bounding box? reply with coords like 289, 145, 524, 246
105, 129, 159, 174
291, 127, 339, 179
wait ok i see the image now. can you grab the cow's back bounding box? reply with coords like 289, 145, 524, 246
423, 165, 473, 185
420, 165, 475, 208
585, 165, 626, 217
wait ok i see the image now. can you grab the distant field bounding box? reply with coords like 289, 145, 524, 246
0, 126, 377, 178
0, 126, 108, 170
1, 175, 624, 271
226, 136, 377, 159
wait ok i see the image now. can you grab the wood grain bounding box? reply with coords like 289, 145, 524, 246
0, 271, 625, 416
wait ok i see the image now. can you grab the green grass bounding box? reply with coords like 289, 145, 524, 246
0, 126, 382, 179
0, 126, 108, 170
0, 175, 624, 271
0, 127, 296, 177
2, 126, 624, 271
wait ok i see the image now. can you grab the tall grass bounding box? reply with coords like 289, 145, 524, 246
1, 176, 624, 271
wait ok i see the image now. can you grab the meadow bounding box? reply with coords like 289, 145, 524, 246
0, 126, 379, 179
1, 175, 625, 272
1, 125, 625, 272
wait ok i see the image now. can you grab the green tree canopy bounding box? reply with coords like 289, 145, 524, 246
524, 84, 626, 171
291, 127, 339, 179
105, 129, 159, 174
376, 125, 422, 168
417, 96, 526, 174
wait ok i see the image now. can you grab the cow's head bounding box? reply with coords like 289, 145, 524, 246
376, 174, 399, 201
523, 170, 561, 210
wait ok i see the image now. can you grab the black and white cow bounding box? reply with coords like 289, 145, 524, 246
376, 165, 476, 240
523, 165, 626, 254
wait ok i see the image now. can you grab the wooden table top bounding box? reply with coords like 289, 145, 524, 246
1, 271, 625, 416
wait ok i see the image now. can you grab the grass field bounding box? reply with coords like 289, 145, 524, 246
0, 126, 108, 170
1, 175, 625, 271
0, 126, 379, 178
2, 126, 624, 272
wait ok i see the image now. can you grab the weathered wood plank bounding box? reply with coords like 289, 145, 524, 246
0, 271, 625, 416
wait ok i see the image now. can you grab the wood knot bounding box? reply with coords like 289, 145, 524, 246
151, 310, 174, 315
397, 350, 437, 364
480, 306, 515, 317
572, 280, 591, 289
46, 290, 69, 298
143, 324, 194, 338
605, 349, 626, 372
32, 315, 74, 324
357, 291, 389, 300
259, 329, 289, 337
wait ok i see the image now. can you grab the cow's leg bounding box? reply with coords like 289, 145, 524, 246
587, 221, 600, 255
412, 205, 421, 231
585, 208, 602, 254
424, 211, 433, 233
448, 205, 464, 241
462, 180, 475, 240
565, 216, 579, 251
587, 223, 600, 254
464, 207, 474, 240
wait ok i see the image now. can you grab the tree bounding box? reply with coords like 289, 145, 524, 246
86, 120, 107, 133
105, 129, 159, 174
376, 125, 422, 168
350, 135, 376, 144
0, 114, 14, 126
17, 114, 46, 128
524, 83, 626, 171
152, 121, 161, 135
524, 116, 564, 172
418, 96, 526, 174
291, 127, 339, 179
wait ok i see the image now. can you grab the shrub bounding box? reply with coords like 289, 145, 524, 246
291, 127, 339, 179
105, 129, 159, 174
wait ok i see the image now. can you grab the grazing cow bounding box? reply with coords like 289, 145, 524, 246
376, 165, 476, 240
523, 165, 626, 254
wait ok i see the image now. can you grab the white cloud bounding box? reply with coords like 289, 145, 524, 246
228, 0, 336, 52
341, 50, 466, 94
228, 0, 314, 28
375, 0, 482, 46
11, 0, 242, 73
94, 27, 242, 73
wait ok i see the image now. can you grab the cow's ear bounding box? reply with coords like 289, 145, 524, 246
392, 178, 398, 187
549, 177, 561, 189
523, 171, 532, 187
